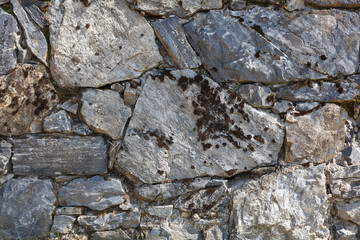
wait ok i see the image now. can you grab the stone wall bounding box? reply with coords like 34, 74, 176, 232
1, 0, 360, 239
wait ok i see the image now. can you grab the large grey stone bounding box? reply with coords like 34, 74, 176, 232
0, 140, 11, 175
49, 0, 162, 88
307, 0, 360, 7
285, 104, 347, 164
153, 17, 201, 69
11, 0, 48, 65
51, 215, 76, 233
115, 69, 284, 184
58, 176, 126, 211
80, 89, 132, 139
184, 11, 323, 84
21, 0, 49, 28
0, 64, 58, 136
230, 165, 330, 240
11, 135, 108, 176
0, 8, 20, 75
0, 178, 56, 239
135, 0, 222, 18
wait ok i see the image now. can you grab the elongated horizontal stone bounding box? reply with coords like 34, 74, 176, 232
21, 0, 49, 28
11, 135, 108, 176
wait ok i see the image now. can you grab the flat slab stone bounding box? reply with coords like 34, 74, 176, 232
115, 69, 284, 184
0, 140, 11, 175
21, 0, 49, 28
0, 178, 56, 239
307, 0, 360, 7
49, 0, 162, 88
11, 135, 108, 176
58, 176, 125, 211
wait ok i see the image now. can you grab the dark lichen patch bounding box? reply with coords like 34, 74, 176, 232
225, 169, 237, 176
80, 0, 91, 7
255, 50, 261, 58
146, 129, 174, 150
254, 135, 265, 144
320, 55, 327, 60
252, 24, 265, 37
157, 170, 164, 175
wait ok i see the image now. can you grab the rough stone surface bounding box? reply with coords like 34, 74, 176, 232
328, 164, 360, 199
78, 209, 140, 231
111, 83, 125, 93
44, 110, 73, 133
148, 205, 173, 218
230, 165, 329, 239
58, 99, 78, 115
0, 140, 11, 175
285, 0, 305, 11
21, 0, 49, 28
11, 135, 108, 176
0, 8, 20, 75
307, 0, 360, 7
49, 0, 162, 88
0, 174, 14, 185
91, 230, 131, 240
11, 0, 48, 65
56, 207, 82, 216
115, 69, 284, 184
272, 100, 294, 114
334, 220, 358, 240
230, 0, 247, 10
153, 17, 201, 69
295, 102, 320, 112
123, 82, 140, 106
337, 201, 360, 225
58, 176, 125, 211
71, 122, 93, 136
236, 84, 274, 108
135, 0, 222, 18
51, 215, 76, 233
0, 178, 56, 239
80, 89, 132, 139
0, 64, 58, 136
285, 104, 347, 164
184, 11, 324, 84
342, 146, 360, 165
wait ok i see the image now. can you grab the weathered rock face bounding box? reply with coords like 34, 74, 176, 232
0, 178, 56, 239
11, 135, 108, 176
135, 0, 222, 18
0, 8, 20, 75
115, 69, 284, 184
49, 0, 162, 88
58, 176, 126, 211
236, 84, 274, 108
80, 89, 132, 139
285, 104, 347, 164
0, 64, 58, 136
230, 165, 329, 240
328, 164, 360, 199
51, 215, 76, 234
44, 110, 73, 133
0, 140, 11, 175
307, 0, 360, 7
21, 0, 49, 28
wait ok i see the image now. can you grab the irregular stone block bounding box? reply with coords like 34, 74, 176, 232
123, 82, 139, 106
0, 8, 20, 75
51, 215, 76, 233
44, 110, 73, 133
285, 104, 347, 164
342, 146, 360, 166
111, 83, 125, 93
0, 64, 58, 136
328, 164, 360, 199
115, 69, 284, 184
0, 140, 11, 175
80, 89, 132, 139
71, 122, 92, 136
307, 0, 360, 7
58, 176, 125, 211
285, 0, 305, 11
153, 17, 201, 69
295, 102, 319, 112
230, 165, 330, 239
56, 207, 82, 216
49, 0, 162, 88
91, 230, 131, 240
230, 0, 247, 10
135, 0, 222, 18
11, 135, 108, 176
11, 0, 48, 64
334, 220, 358, 240
236, 84, 274, 108
78, 209, 140, 231
0, 178, 56, 239
337, 201, 360, 225
272, 100, 293, 114
58, 99, 79, 114
21, 0, 49, 28
147, 205, 173, 218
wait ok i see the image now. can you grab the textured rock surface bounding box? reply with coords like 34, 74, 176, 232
11, 135, 108, 175
49, 0, 162, 88
80, 89, 132, 139
328, 164, 360, 199
58, 176, 125, 211
285, 104, 347, 164
91, 230, 131, 240
148, 205, 173, 218
230, 165, 329, 239
336, 201, 360, 225
115, 69, 284, 184
295, 102, 320, 112
21, 0, 49, 28
51, 215, 76, 233
135, 0, 222, 17
272, 100, 293, 114
0, 178, 56, 239
0, 64, 58, 136
44, 110, 73, 133
153, 17, 201, 69
56, 207, 82, 216
0, 8, 20, 75
0, 140, 11, 175
230, 0, 247, 10
307, 0, 360, 7
236, 84, 274, 108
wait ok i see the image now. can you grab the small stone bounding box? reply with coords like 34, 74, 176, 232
21, 0, 49, 28
58, 176, 126, 211
44, 110, 74, 133
0, 173, 14, 185
236, 84, 274, 108
0, 140, 11, 175
147, 205, 173, 218
111, 83, 125, 93
285, 0, 305, 11
123, 83, 138, 106
334, 220, 358, 240
337, 201, 360, 225
91, 230, 131, 240
295, 102, 319, 112
328, 164, 360, 199
153, 17, 201, 69
58, 99, 79, 114
342, 146, 360, 166
272, 100, 293, 114
51, 215, 76, 233
56, 207, 83, 216
80, 89, 132, 139
230, 0, 247, 10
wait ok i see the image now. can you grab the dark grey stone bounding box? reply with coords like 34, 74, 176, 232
21, 0, 49, 28
0, 140, 11, 175
43, 110, 74, 133
51, 215, 75, 233
295, 102, 320, 112
272, 100, 293, 114
342, 146, 360, 165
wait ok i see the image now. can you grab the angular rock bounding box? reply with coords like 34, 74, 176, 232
58, 176, 125, 211
342, 146, 360, 166
153, 17, 201, 69
80, 89, 132, 139
275, 82, 360, 102
230, 165, 330, 239
0, 8, 20, 75
334, 220, 358, 240
44, 110, 73, 133
21, 0, 49, 28
328, 164, 360, 199
11, 135, 108, 176
78, 210, 140, 231
51, 215, 76, 233
111, 83, 125, 93
56, 207, 83, 216
135, 0, 222, 18
0, 0, 9, 4
337, 201, 360, 225
11, 0, 48, 64
307, 0, 360, 7
272, 100, 293, 114
115, 69, 284, 184
49, 0, 162, 88
236, 7, 360, 77
230, 0, 247, 10
236, 84, 274, 108
0, 140, 11, 175
0, 178, 56, 239
71, 122, 92, 136
184, 11, 323, 83
203, 225, 229, 240
91, 230, 131, 240
147, 205, 173, 218
295, 102, 319, 112
58, 99, 79, 115
285, 0, 305, 11
285, 104, 347, 164
0, 64, 58, 136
